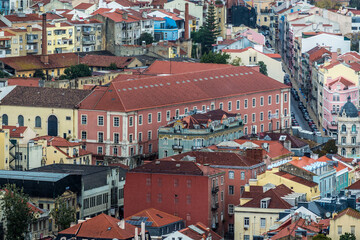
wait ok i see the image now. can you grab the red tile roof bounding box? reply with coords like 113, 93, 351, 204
165, 151, 263, 167
234, 139, 292, 159
327, 76, 355, 88
179, 223, 222, 240
5, 13, 42, 22
322, 60, 342, 70
115, 0, 136, 7
74, 2, 95, 9
79, 148, 92, 156
96, 9, 140, 23
32, 136, 81, 147
346, 179, 360, 190
79, 66, 289, 112
348, 62, 360, 72
240, 184, 293, 209
2, 125, 27, 138
317, 156, 348, 172
333, 208, 360, 220
91, 8, 112, 16
274, 171, 317, 187
265, 53, 281, 59
80, 55, 135, 68
307, 46, 331, 62
59, 213, 140, 239
125, 208, 183, 227
7, 77, 40, 87
271, 218, 322, 240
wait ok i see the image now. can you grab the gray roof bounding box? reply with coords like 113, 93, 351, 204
339, 96, 359, 118
0, 170, 69, 182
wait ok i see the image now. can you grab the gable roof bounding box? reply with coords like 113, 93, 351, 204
260, 132, 308, 148
74, 2, 95, 9
59, 213, 139, 239
306, 46, 331, 62
346, 179, 360, 190
7, 77, 40, 87
0, 86, 91, 109
274, 171, 317, 187
80, 55, 135, 68
333, 208, 360, 220
240, 184, 293, 209
79, 66, 289, 112
179, 222, 222, 240
327, 76, 355, 88
125, 208, 183, 227
32, 136, 81, 147
2, 125, 28, 138
234, 139, 292, 159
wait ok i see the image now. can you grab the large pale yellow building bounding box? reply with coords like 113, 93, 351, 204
329, 208, 360, 240
0, 86, 92, 139
45, 22, 76, 54
0, 128, 10, 170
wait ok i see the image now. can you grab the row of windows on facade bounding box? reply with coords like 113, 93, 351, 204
83, 193, 110, 209
1, 114, 71, 127
80, 94, 287, 127
340, 124, 357, 133
96, 145, 139, 155
338, 225, 356, 235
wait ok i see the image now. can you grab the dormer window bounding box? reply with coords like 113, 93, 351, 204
260, 197, 270, 208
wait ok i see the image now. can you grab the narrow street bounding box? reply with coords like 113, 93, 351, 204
290, 94, 312, 131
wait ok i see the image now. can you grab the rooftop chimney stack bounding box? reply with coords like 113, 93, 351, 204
40, 13, 49, 64
185, 3, 189, 40
141, 222, 145, 240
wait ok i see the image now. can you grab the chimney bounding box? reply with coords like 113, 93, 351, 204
135, 227, 139, 240
141, 221, 145, 240
40, 13, 49, 64
184, 3, 189, 40
118, 219, 125, 229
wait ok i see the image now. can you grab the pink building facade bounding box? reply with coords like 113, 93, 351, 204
77, 66, 291, 164
323, 76, 358, 137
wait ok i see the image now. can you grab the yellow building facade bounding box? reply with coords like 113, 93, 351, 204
46, 22, 76, 54
329, 208, 360, 240
254, 168, 320, 201
0, 128, 10, 170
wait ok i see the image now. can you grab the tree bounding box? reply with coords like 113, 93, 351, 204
231, 57, 243, 66
315, 0, 341, 9
313, 234, 331, 240
50, 197, 76, 231
258, 61, 268, 76
63, 64, 92, 80
0, 184, 34, 240
350, 33, 360, 52
33, 69, 45, 80
0, 70, 9, 78
340, 233, 356, 240
139, 32, 154, 45
349, 0, 360, 9
314, 139, 337, 157
200, 51, 230, 64
108, 63, 118, 70
192, 4, 221, 54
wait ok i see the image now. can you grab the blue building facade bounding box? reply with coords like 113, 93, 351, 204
154, 17, 179, 41
0, 0, 10, 15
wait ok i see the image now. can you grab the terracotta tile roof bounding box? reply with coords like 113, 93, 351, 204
32, 136, 81, 147
7, 77, 40, 87
346, 179, 360, 190
79, 66, 289, 112
130, 160, 207, 176
274, 171, 317, 187
288, 156, 318, 168
234, 139, 292, 159
5, 13, 42, 22
349, 9, 360, 15
333, 208, 360, 220
217, 39, 236, 46
307, 46, 331, 62
265, 53, 281, 59
79, 148, 92, 156
240, 184, 293, 209
2, 125, 27, 138
241, 185, 263, 198
59, 213, 140, 239
91, 8, 112, 16
327, 76, 355, 88
323, 60, 341, 70
271, 218, 322, 240
27, 202, 45, 214
115, 0, 136, 7
317, 156, 348, 172
348, 62, 360, 72
80, 55, 135, 68
165, 151, 263, 167
259, 132, 308, 148
97, 9, 140, 23
179, 222, 222, 240
126, 208, 183, 227
222, 47, 252, 53
338, 51, 360, 62
1, 86, 91, 109
74, 2, 95, 9
0, 52, 79, 71
151, 0, 167, 7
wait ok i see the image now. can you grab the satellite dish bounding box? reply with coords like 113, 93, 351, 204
325, 212, 331, 218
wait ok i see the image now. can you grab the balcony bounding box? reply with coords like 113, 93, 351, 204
172, 144, 183, 150
331, 110, 337, 115
26, 48, 38, 54
351, 131, 358, 135
331, 121, 338, 126
212, 186, 219, 194
192, 145, 204, 150
83, 30, 95, 35
211, 202, 219, 210
82, 39, 96, 45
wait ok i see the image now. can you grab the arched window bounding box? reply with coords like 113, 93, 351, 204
18, 115, 24, 127
341, 124, 346, 132
352, 148, 356, 156
35, 116, 41, 128
352, 124, 356, 133
341, 148, 346, 156
2, 114, 8, 125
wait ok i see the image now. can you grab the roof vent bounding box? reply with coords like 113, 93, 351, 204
176, 163, 181, 167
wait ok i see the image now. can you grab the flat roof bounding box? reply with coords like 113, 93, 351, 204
0, 170, 70, 182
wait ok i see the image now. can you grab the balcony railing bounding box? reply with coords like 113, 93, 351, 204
331, 121, 338, 126
82, 39, 96, 45
212, 186, 219, 194
331, 110, 337, 115
211, 202, 219, 210
191, 145, 204, 150
172, 144, 183, 150
26, 48, 38, 53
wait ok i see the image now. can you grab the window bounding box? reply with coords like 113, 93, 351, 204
81, 115, 87, 125
249, 56, 252, 62
138, 132, 142, 142
186, 195, 191, 204
176, 109, 179, 118
148, 131, 152, 140
157, 112, 161, 122
98, 116, 104, 126
252, 98, 256, 107
114, 133, 119, 143
260, 218, 266, 228
98, 132, 104, 143
18, 115, 24, 126
276, 94, 279, 104
187, 179, 192, 188
284, 93, 288, 102
228, 101, 232, 111
228, 204, 234, 214
241, 171, 245, 180
148, 113, 152, 124
228, 171, 234, 179
149, 144, 152, 153
244, 99, 248, 109
260, 97, 264, 106
138, 115, 143, 125
66, 116, 71, 120
284, 108, 287, 116
129, 116, 133, 127
184, 108, 188, 114
341, 124, 346, 132
338, 226, 342, 235
221, 176, 224, 185
97, 146, 103, 154
261, 199, 268, 208
261, 124, 264, 132
211, 103, 215, 110
244, 235, 250, 240
351, 225, 355, 235
243, 114, 248, 124
352, 137, 356, 145
252, 113, 256, 123
236, 100, 240, 110
228, 185, 234, 195
244, 217, 249, 227
260, 112, 264, 121
352, 124, 356, 133
221, 191, 224, 201
268, 95, 272, 105
228, 224, 234, 233
35, 116, 41, 128
166, 111, 170, 121
2, 114, 8, 125
81, 131, 87, 139
219, 103, 223, 110
157, 193, 162, 203
113, 147, 118, 155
